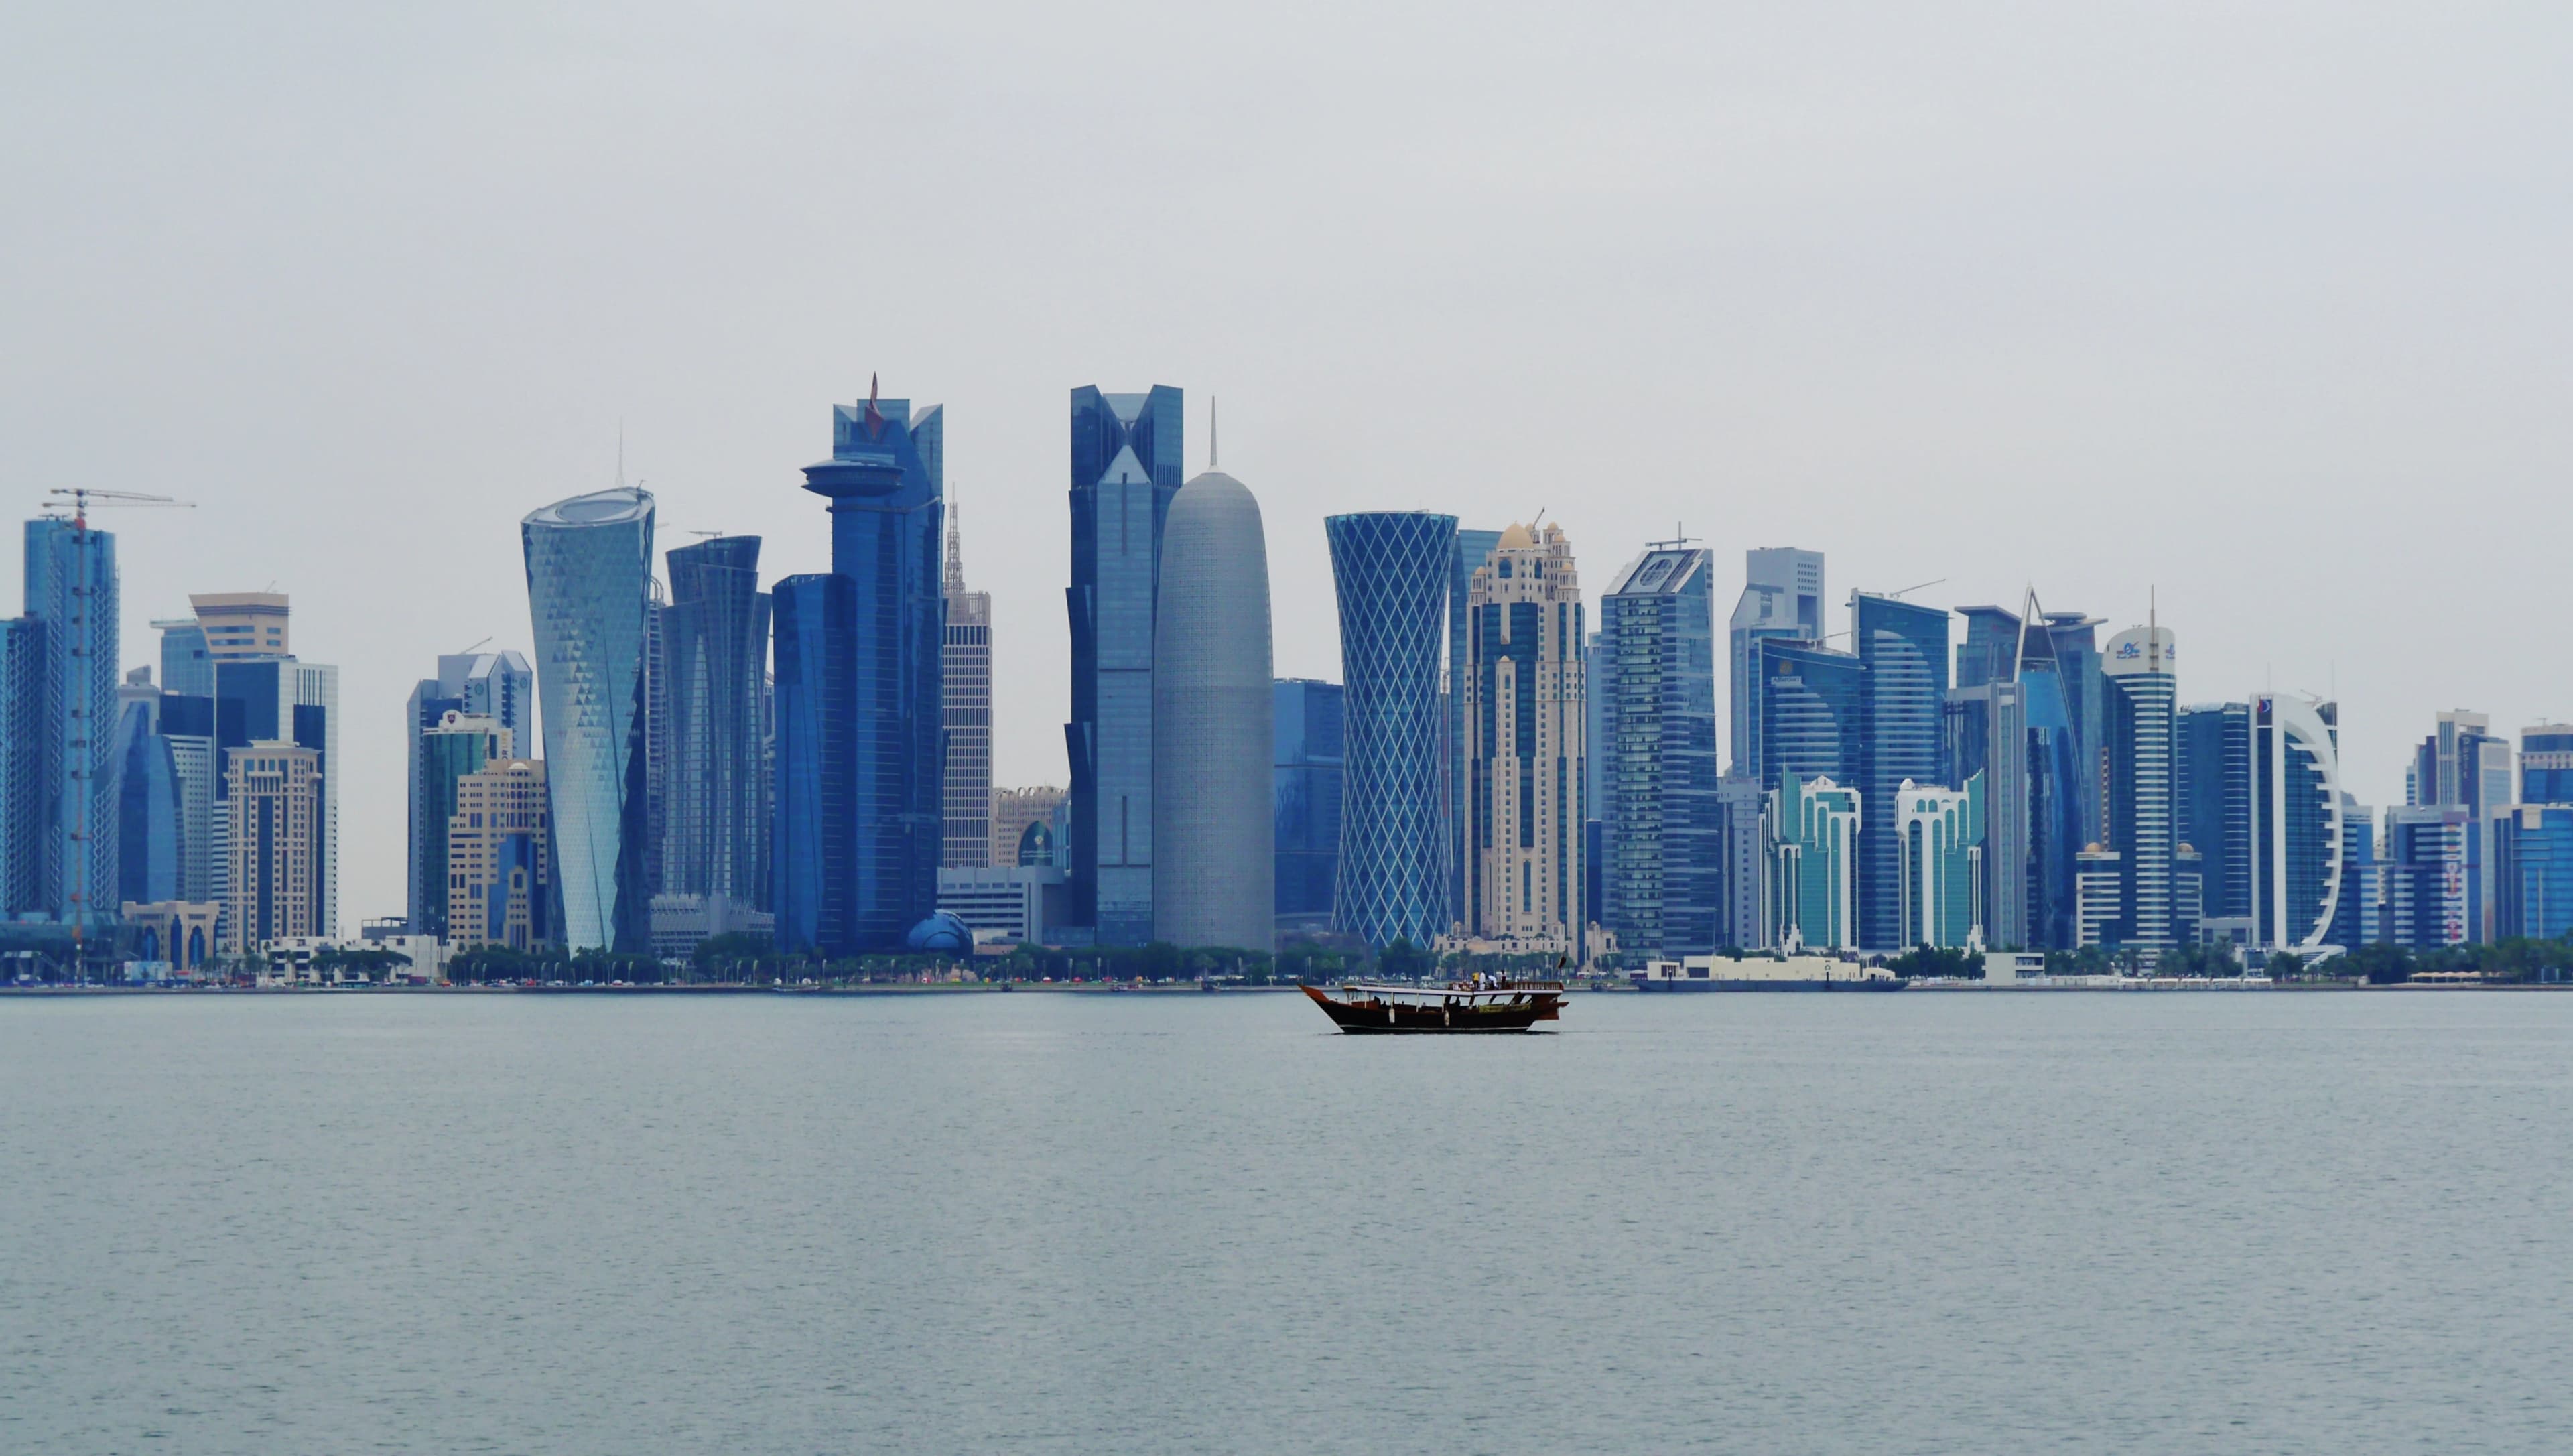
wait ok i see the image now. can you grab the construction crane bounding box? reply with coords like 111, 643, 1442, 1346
39, 488, 194, 974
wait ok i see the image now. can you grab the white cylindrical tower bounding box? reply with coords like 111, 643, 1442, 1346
1153, 470, 1275, 952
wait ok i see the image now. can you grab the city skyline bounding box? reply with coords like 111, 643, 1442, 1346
13, 9, 2572, 923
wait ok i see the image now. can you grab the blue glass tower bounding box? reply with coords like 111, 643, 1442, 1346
1599, 545, 1720, 957
113, 685, 179, 907
1853, 594, 1950, 951
1755, 636, 1864, 787
773, 389, 945, 955
771, 573, 856, 953
2331, 796, 2379, 948
1274, 678, 1344, 926
2178, 702, 2253, 927
662, 535, 771, 907
2495, 805, 2573, 940
9, 518, 120, 927
522, 487, 655, 951
1326, 511, 1455, 947
1447, 526, 1504, 923
1065, 385, 1183, 945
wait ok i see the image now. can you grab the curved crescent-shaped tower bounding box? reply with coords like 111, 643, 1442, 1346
1152, 471, 1274, 952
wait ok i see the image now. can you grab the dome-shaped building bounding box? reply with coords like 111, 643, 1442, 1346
1152, 470, 1275, 952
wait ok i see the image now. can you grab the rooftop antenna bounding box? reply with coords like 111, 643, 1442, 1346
1209, 397, 1219, 471
455, 636, 492, 655
617, 419, 625, 490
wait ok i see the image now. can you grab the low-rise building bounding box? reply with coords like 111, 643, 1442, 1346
937, 865, 1067, 944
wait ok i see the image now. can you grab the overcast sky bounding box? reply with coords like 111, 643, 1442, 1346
7, 2, 2570, 920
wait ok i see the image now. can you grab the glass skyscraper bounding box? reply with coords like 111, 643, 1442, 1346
1448, 525, 1504, 925
1065, 385, 1183, 945
1896, 771, 1985, 950
8, 518, 120, 927
1853, 594, 1950, 951
1325, 511, 1455, 947
1599, 545, 1719, 957
661, 535, 770, 907
522, 486, 656, 952
113, 676, 180, 907
1755, 636, 1863, 788
773, 390, 945, 955
1729, 547, 1823, 779
2383, 805, 2468, 949
1274, 679, 1344, 929
1946, 608, 2028, 949
2331, 795, 2379, 949
2177, 701, 2253, 931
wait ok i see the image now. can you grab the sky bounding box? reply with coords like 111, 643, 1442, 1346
6, 1, 2571, 921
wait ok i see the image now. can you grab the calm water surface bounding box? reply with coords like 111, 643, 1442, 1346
5, 990, 2570, 1453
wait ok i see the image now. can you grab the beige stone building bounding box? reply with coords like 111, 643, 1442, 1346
1460, 521, 1585, 953
222, 741, 321, 951
448, 758, 551, 951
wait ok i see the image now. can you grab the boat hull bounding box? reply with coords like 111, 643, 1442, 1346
1301, 984, 1561, 1033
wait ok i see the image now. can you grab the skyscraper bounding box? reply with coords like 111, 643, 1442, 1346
1852, 592, 1950, 951
1325, 511, 1455, 947
210, 655, 340, 938
154, 616, 212, 696
1461, 523, 1586, 953
2383, 806, 2467, 949
1065, 385, 1183, 944
1729, 547, 1823, 779
521, 486, 655, 951
405, 650, 533, 934
2405, 709, 2511, 941
2332, 796, 2379, 949
2177, 701, 2253, 934
660, 536, 769, 905
1448, 525, 1504, 925
1946, 612, 2028, 947
2016, 608, 2091, 950
1151, 466, 1274, 952
773, 387, 945, 955
2103, 624, 2176, 960
1599, 544, 1719, 958
222, 741, 320, 951
1756, 635, 1864, 788
994, 785, 1067, 868
1274, 680, 1344, 929
941, 503, 992, 870
112, 669, 180, 908
7, 518, 119, 927
2251, 694, 2345, 953
1715, 776, 1766, 949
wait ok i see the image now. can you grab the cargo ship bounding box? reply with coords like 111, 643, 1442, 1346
1301, 980, 1567, 1032
1631, 955, 1904, 992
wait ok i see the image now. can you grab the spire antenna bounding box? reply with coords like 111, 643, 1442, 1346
1210, 397, 1219, 471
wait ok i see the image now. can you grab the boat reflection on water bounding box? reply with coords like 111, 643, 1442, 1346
1300, 980, 1567, 1034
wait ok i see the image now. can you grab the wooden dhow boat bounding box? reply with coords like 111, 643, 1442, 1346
1301, 980, 1567, 1033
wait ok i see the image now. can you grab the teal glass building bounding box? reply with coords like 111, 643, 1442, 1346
1325, 511, 1455, 947
1273, 679, 1343, 926
6, 518, 120, 927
